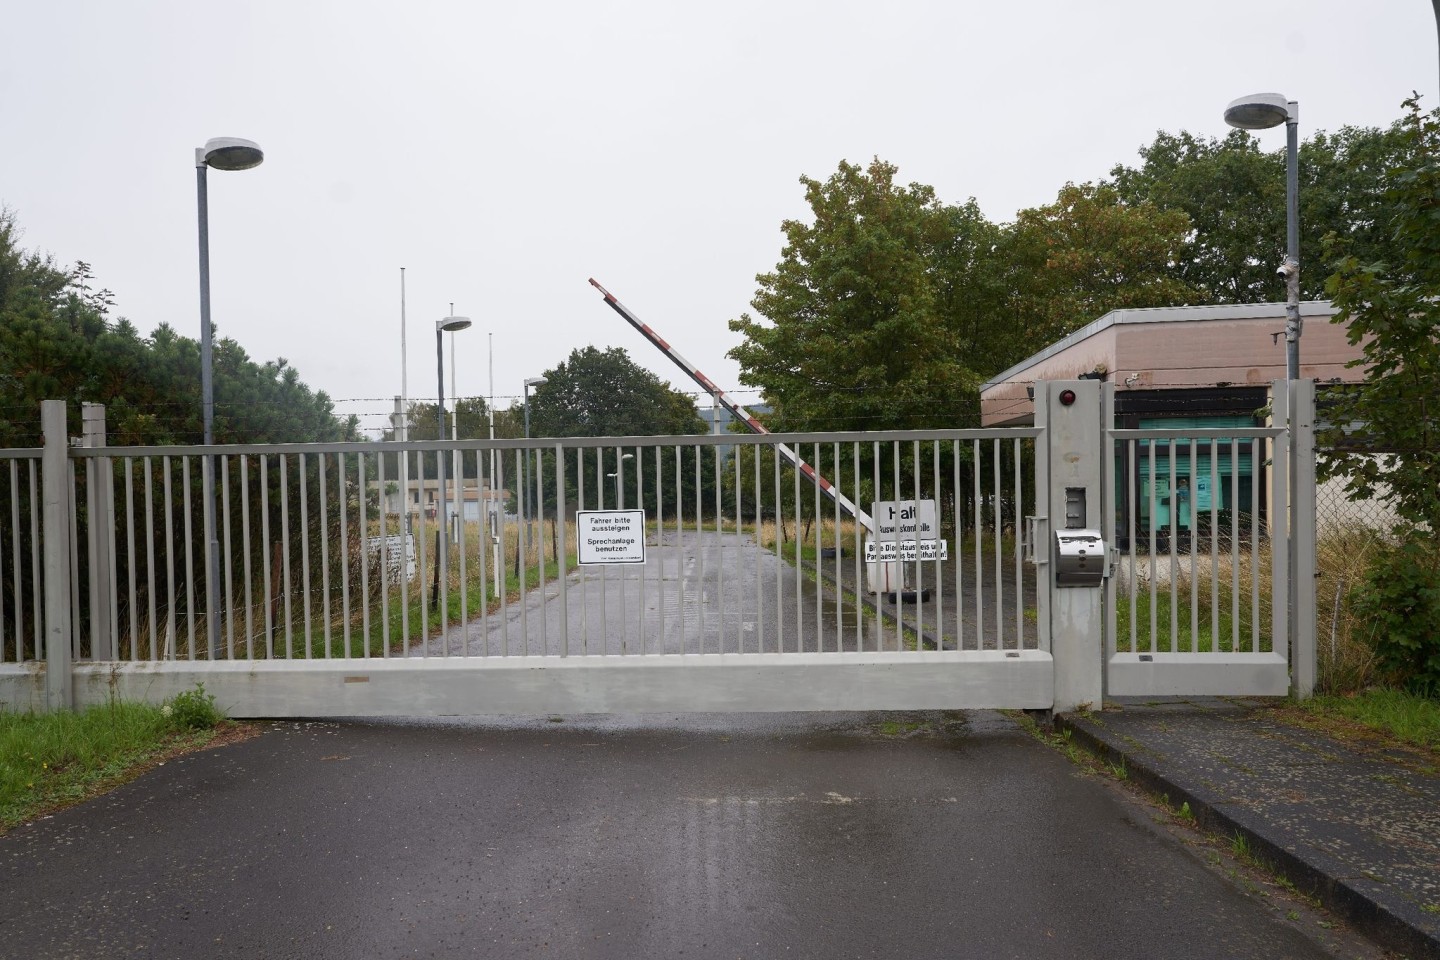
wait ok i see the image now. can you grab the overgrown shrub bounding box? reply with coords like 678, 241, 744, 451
1348, 534, 1440, 694
162, 684, 223, 731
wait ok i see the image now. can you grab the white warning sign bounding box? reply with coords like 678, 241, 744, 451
577, 510, 646, 565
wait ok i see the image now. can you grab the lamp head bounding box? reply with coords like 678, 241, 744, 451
200, 137, 264, 171
1224, 93, 1292, 130
524, 376, 548, 388
438, 316, 472, 333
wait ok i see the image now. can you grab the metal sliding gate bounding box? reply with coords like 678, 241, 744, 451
0, 381, 1314, 717
1102, 379, 1315, 699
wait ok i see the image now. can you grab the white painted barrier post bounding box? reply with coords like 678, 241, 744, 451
42, 400, 72, 711
1040, 381, 1105, 714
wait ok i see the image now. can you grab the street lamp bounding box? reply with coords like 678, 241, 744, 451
522, 376, 547, 546
1225, 92, 1300, 381
436, 315, 472, 601
609, 453, 634, 508
195, 136, 263, 660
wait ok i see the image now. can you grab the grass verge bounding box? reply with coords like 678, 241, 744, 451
0, 688, 254, 834
1279, 688, 1440, 757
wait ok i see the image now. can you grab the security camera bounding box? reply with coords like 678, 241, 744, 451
1276, 257, 1299, 278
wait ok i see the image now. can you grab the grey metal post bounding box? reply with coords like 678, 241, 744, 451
1291, 378, 1317, 698
42, 401, 72, 710
195, 157, 225, 659
1043, 380, 1105, 714
82, 403, 114, 660
1283, 102, 1301, 382
523, 384, 532, 548
436, 328, 448, 605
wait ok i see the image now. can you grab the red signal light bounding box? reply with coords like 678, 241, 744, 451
1059, 389, 1077, 406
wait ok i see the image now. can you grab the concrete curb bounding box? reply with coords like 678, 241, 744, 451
1057, 713, 1440, 960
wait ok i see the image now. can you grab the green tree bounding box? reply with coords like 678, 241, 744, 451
1109, 119, 1416, 304
519, 346, 708, 517
527, 346, 703, 440
1001, 182, 1200, 355
1319, 99, 1440, 689
728, 159, 992, 433
1320, 102, 1440, 532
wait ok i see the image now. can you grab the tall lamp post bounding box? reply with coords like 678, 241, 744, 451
436, 316, 472, 602
196, 136, 263, 660
522, 376, 547, 546
1225, 92, 1300, 381
606, 453, 634, 508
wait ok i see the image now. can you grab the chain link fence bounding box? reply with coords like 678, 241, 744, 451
1313, 462, 1404, 693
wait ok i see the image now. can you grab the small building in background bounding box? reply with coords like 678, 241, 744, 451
979, 301, 1368, 546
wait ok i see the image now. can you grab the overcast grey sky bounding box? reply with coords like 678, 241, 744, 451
2, 1, 1434, 437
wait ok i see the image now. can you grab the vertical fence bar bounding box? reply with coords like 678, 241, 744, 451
1126, 440, 1137, 654
675, 444, 685, 655
356, 452, 369, 658
28, 462, 41, 661
0, 467, 8, 661
1013, 439, 1023, 648
436, 450, 449, 658
180, 458, 196, 659
735, 444, 743, 654
657, 445, 665, 655
1251, 435, 1261, 653
1167, 443, 1178, 649
755, 442, 764, 653
1208, 440, 1219, 651
124, 458, 138, 661
814, 442, 822, 652
336, 453, 350, 656
1230, 438, 1241, 654
497, 449, 508, 657
105, 453, 120, 660
397, 448, 409, 652
1147, 445, 1158, 653
890, 441, 901, 650
516, 447, 527, 655
260, 456, 273, 659
221, 456, 234, 658
795, 444, 804, 652
67, 460, 79, 660
1189, 438, 1199, 650
319, 454, 332, 657
972, 439, 982, 649
991, 439, 1003, 650
852, 443, 862, 652
161, 458, 176, 659
697, 442, 706, 653
617, 447, 627, 655
8, 462, 20, 662
557, 444, 568, 657
637, 446, 647, 656
911, 440, 922, 649
377, 451, 390, 657
774, 444, 783, 653
299, 454, 313, 658
872, 440, 881, 653
952, 441, 963, 651
716, 444, 726, 655
457, 451, 468, 655
281, 455, 294, 657
480, 446, 492, 656
416, 452, 429, 657
594, 447, 604, 655
834, 443, 843, 652
537, 447, 547, 654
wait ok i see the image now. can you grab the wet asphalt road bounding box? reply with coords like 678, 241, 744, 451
0, 711, 1366, 960
424, 529, 1033, 658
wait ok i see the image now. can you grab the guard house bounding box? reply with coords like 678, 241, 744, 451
979, 301, 1360, 547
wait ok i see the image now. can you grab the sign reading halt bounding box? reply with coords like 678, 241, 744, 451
577, 510, 647, 565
